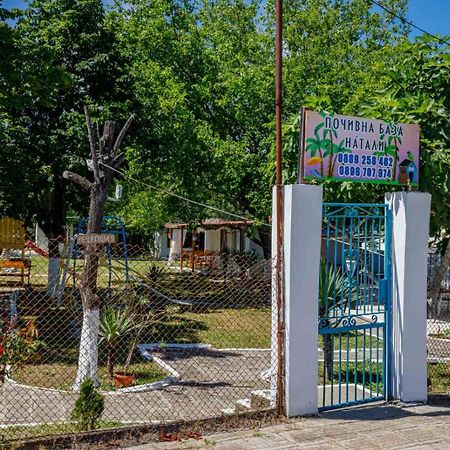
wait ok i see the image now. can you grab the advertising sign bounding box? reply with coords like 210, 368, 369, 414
301, 110, 420, 186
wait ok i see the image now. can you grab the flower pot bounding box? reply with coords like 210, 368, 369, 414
114, 372, 135, 388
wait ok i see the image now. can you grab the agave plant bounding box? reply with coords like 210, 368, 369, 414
99, 307, 136, 378
319, 258, 355, 319
319, 258, 357, 382
144, 263, 166, 284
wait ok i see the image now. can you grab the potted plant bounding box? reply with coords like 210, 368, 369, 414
99, 307, 136, 387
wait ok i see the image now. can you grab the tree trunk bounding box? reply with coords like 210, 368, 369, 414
47, 239, 61, 297
74, 185, 108, 390
324, 335, 334, 383
429, 238, 450, 319
74, 306, 100, 388
67, 111, 133, 390
327, 135, 334, 178
392, 138, 399, 181
250, 230, 271, 259
319, 149, 324, 176
107, 343, 115, 378
40, 174, 66, 296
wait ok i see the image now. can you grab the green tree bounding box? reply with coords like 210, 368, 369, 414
1, 0, 413, 262
1, 0, 129, 292
114, 0, 409, 257
362, 36, 450, 317
110, 0, 271, 253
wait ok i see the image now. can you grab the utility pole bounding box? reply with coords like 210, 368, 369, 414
275, 0, 285, 416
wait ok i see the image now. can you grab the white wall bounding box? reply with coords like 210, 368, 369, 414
386, 192, 431, 403
284, 184, 323, 416
204, 229, 221, 252
168, 229, 182, 262
271, 184, 323, 416
35, 225, 49, 252
153, 230, 170, 258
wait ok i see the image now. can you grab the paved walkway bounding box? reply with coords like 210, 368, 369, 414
125, 403, 450, 449
0, 349, 270, 426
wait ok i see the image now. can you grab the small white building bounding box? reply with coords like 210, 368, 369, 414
164, 219, 264, 263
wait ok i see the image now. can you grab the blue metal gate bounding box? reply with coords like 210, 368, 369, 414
318, 203, 391, 411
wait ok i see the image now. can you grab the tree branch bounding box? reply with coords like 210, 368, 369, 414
112, 153, 125, 169
84, 106, 101, 183
63, 171, 92, 190
101, 121, 115, 156
113, 114, 135, 156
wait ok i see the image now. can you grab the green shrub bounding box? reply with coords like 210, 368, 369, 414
71, 378, 104, 430
144, 263, 165, 283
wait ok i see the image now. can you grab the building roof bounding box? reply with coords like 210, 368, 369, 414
165, 219, 254, 230
400, 159, 416, 167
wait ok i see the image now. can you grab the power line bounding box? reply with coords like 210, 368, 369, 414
100, 162, 272, 229
370, 0, 450, 46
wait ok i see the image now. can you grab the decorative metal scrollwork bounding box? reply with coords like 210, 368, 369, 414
318, 318, 330, 329
340, 316, 357, 327
344, 207, 359, 217
319, 313, 380, 330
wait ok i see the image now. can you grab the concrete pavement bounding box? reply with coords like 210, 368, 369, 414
124, 403, 450, 449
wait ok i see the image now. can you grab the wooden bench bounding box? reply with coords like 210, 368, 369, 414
0, 259, 31, 284
0, 217, 30, 285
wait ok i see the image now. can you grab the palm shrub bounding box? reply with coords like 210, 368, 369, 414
72, 378, 104, 430
144, 264, 165, 284
99, 307, 136, 378
319, 258, 356, 382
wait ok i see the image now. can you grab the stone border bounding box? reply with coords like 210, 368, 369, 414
6, 344, 188, 395
6, 343, 272, 395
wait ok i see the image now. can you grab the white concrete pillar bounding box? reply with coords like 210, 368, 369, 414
271, 184, 323, 416
168, 229, 181, 263
204, 229, 212, 251
385, 192, 431, 403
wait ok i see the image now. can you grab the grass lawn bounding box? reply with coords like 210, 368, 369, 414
25, 255, 158, 288
161, 308, 271, 349
428, 362, 450, 393
13, 362, 168, 391
318, 329, 383, 350
318, 361, 384, 393
318, 361, 450, 395
429, 330, 450, 339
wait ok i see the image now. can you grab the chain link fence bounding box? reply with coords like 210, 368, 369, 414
1, 225, 449, 443
427, 253, 450, 396
0, 235, 276, 442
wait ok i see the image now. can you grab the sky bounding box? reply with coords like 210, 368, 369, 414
2, 0, 450, 39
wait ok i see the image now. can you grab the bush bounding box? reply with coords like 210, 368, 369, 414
144, 263, 165, 284
71, 378, 104, 430
0, 319, 41, 383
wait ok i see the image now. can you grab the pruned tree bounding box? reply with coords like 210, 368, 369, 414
64, 106, 134, 388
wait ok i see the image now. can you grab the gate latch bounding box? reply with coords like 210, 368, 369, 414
379, 278, 389, 305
